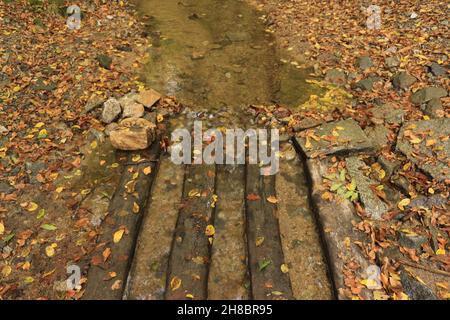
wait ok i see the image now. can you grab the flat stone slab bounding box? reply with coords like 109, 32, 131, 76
295, 119, 373, 158
397, 119, 450, 182
346, 157, 389, 220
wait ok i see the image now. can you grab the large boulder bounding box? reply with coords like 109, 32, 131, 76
109, 118, 156, 150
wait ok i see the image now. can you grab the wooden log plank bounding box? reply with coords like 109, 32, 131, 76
124, 154, 185, 299
245, 163, 293, 300
208, 164, 249, 300
83, 142, 160, 300
276, 145, 332, 299
164, 164, 216, 300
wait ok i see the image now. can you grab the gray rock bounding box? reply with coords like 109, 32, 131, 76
422, 98, 444, 118
400, 270, 438, 300
96, 54, 112, 70
428, 63, 447, 77
0, 182, 14, 194
411, 87, 447, 105
385, 56, 400, 68
104, 122, 119, 136
378, 156, 400, 179
391, 174, 414, 194
346, 156, 389, 220
356, 76, 381, 91
398, 232, 428, 250
364, 125, 391, 149
392, 72, 417, 90
410, 195, 448, 209
25, 161, 46, 174
325, 69, 346, 86
295, 119, 373, 158
397, 119, 450, 182
357, 56, 373, 70
370, 105, 405, 125
122, 102, 144, 119
84, 95, 105, 113
101, 98, 121, 124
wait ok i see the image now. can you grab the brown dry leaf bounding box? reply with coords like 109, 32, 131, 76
246, 193, 260, 201
111, 280, 122, 290
256, 236, 265, 247
132, 202, 140, 214
102, 247, 111, 262
266, 195, 278, 204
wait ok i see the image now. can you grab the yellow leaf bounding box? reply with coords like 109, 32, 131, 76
157, 114, 164, 123
132, 202, 140, 214
111, 163, 119, 168
280, 264, 289, 273
170, 276, 182, 291
55, 187, 64, 193
90, 140, 98, 149
45, 245, 55, 257
256, 236, 265, 247
35, 122, 45, 128
1, 265, 12, 277
436, 248, 446, 255
27, 202, 39, 212
397, 198, 411, 211
185, 293, 194, 299
0, 221, 4, 235
428, 187, 435, 194
266, 195, 278, 204
24, 276, 34, 284
113, 229, 125, 243
132, 154, 141, 162
211, 194, 218, 208
205, 225, 215, 237
143, 166, 152, 175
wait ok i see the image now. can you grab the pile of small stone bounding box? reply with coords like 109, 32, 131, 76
98, 88, 162, 150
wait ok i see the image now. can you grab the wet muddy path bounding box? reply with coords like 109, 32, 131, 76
138, 0, 322, 111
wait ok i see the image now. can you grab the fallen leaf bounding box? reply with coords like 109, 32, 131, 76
205, 225, 215, 237
113, 229, 125, 243
170, 276, 182, 291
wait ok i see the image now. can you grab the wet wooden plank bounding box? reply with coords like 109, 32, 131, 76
164, 164, 216, 300
83, 142, 160, 300
124, 155, 185, 300
208, 164, 249, 300
245, 163, 293, 300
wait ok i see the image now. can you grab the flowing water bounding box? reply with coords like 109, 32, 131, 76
137, 0, 323, 111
